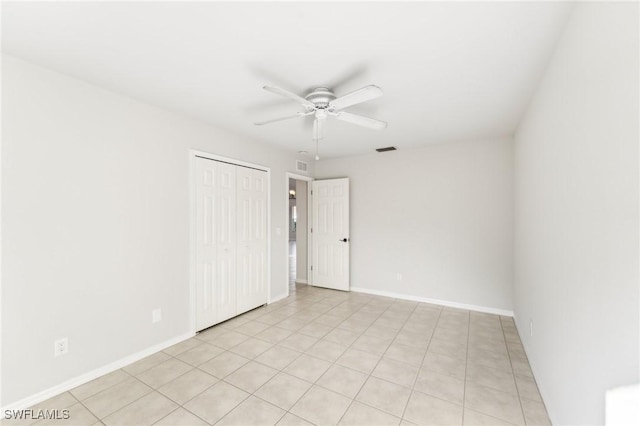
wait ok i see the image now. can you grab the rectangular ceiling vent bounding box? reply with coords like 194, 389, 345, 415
296, 160, 308, 173
376, 146, 397, 152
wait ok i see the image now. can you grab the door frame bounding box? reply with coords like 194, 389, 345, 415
189, 149, 271, 334
285, 172, 313, 298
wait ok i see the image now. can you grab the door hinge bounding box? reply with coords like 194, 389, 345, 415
311, 265, 313, 271
311, 227, 313, 233
311, 190, 313, 195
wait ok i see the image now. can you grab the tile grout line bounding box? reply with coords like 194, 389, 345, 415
64, 368, 135, 424
72, 391, 103, 425
148, 406, 182, 426
462, 310, 472, 425
399, 305, 444, 421
162, 338, 280, 418
338, 304, 417, 423
333, 298, 405, 425
226, 290, 348, 424
184, 343, 287, 424
88, 374, 161, 423
119, 355, 215, 423
291, 294, 394, 421
271, 291, 351, 423
212, 380, 286, 426
207, 315, 338, 426
504, 320, 552, 418
501, 317, 528, 426
463, 316, 524, 426
281, 293, 392, 425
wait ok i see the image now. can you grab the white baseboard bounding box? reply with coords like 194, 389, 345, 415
350, 287, 514, 317
1, 331, 194, 411
268, 292, 289, 304
295, 279, 308, 284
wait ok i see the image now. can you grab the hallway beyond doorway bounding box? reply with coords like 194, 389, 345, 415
289, 241, 308, 294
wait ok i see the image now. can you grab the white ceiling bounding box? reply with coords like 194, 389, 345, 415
2, 1, 573, 159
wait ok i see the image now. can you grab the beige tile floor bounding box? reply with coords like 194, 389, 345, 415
288, 241, 297, 289
4, 285, 552, 426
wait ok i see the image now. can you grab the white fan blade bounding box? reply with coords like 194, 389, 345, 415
329, 85, 383, 110
254, 112, 308, 126
263, 86, 316, 110
313, 116, 326, 141
334, 111, 387, 130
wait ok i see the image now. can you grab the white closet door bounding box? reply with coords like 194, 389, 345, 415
195, 158, 217, 330
195, 157, 237, 330
214, 162, 237, 323
236, 167, 268, 313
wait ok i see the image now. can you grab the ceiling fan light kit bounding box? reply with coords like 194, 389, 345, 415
255, 84, 388, 159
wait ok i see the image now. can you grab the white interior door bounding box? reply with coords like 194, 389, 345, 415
236, 167, 268, 313
312, 178, 350, 291
195, 157, 237, 330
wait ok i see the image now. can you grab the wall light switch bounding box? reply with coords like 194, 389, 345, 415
152, 308, 162, 324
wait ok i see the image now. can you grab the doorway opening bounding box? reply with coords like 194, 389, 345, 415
286, 174, 311, 296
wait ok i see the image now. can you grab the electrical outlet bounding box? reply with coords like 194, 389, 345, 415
152, 308, 162, 324
396, 273, 402, 281
529, 320, 533, 337
54, 338, 68, 357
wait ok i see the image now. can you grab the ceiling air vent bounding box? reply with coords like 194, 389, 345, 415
376, 146, 397, 152
296, 160, 308, 173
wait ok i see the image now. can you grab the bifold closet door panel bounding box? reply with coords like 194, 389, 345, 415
214, 162, 237, 324
236, 167, 268, 314
196, 157, 268, 331
195, 157, 217, 330
195, 157, 237, 330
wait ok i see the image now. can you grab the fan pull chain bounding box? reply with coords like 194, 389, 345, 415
315, 138, 320, 161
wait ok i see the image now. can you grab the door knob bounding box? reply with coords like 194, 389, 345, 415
339, 238, 349, 242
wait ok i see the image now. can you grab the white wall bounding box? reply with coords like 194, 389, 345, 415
295, 180, 308, 282
315, 137, 513, 313
513, 3, 639, 425
0, 54, 311, 406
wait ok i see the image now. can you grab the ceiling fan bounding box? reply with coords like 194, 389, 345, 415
254, 85, 388, 159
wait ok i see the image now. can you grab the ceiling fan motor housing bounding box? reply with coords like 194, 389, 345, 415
305, 87, 336, 109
